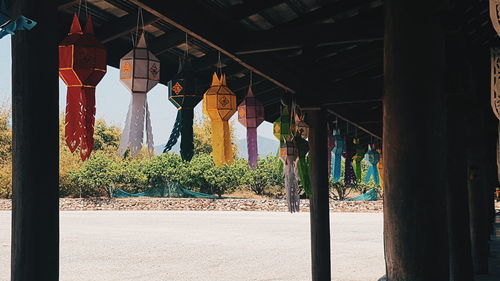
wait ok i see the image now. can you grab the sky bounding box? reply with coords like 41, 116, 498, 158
0, 36, 276, 145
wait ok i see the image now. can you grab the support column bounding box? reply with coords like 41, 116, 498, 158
11, 0, 59, 280
446, 97, 473, 281
384, 1, 449, 280
308, 109, 331, 281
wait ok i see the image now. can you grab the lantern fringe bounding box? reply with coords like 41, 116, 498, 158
180, 109, 195, 161
332, 153, 342, 182
64, 87, 96, 161
65, 87, 83, 154
119, 93, 154, 157
164, 109, 196, 161
284, 157, 300, 213
364, 148, 380, 186
211, 120, 233, 167
247, 128, 258, 170
378, 150, 384, 188
343, 145, 356, 185
164, 111, 182, 153
297, 156, 311, 197
81, 87, 96, 159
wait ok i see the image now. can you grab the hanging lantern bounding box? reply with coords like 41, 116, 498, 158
273, 105, 295, 144
203, 72, 237, 167
294, 109, 309, 139
0, 0, 37, 39
352, 138, 367, 180
332, 129, 345, 183
59, 14, 107, 160
327, 125, 335, 177
164, 57, 202, 161
295, 135, 311, 197
377, 147, 384, 188
280, 140, 300, 213
343, 138, 357, 185
118, 33, 160, 157
364, 144, 380, 186
490, 0, 500, 36
238, 85, 265, 170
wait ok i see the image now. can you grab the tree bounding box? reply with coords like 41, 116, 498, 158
244, 156, 284, 195
93, 119, 121, 151
187, 153, 242, 197
193, 115, 238, 157
69, 152, 117, 197
0, 104, 12, 198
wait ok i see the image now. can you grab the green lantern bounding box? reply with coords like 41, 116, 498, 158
273, 105, 295, 145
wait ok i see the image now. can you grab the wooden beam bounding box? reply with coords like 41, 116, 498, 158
11, 0, 60, 280
128, 0, 296, 93
233, 23, 383, 55
327, 109, 381, 140
97, 11, 159, 43
281, 0, 382, 28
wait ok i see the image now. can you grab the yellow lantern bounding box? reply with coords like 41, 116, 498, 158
203, 72, 237, 166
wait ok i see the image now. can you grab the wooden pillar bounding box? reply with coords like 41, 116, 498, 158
308, 109, 331, 281
446, 97, 474, 281
11, 0, 59, 280
383, 1, 449, 280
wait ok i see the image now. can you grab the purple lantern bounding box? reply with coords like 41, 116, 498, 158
238, 85, 265, 169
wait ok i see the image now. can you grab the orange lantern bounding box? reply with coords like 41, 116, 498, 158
203, 72, 237, 166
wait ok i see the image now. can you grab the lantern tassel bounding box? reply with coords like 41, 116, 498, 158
297, 156, 311, 197
247, 127, 258, 170
65, 87, 84, 154
180, 109, 195, 161
211, 120, 226, 167
378, 151, 384, 188
80, 87, 96, 160
332, 152, 342, 182
343, 144, 357, 185
284, 157, 300, 213
119, 93, 148, 157
145, 100, 154, 154
223, 121, 233, 165
164, 111, 182, 153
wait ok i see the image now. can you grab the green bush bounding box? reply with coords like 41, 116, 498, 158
69, 152, 117, 197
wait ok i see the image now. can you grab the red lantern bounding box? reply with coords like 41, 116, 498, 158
59, 14, 107, 160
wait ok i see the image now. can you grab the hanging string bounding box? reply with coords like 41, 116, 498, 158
184, 33, 189, 58
250, 70, 253, 87
134, 7, 144, 47
77, 0, 82, 17
217, 51, 222, 76
84, 0, 88, 17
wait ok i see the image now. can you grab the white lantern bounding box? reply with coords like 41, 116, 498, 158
118, 33, 160, 156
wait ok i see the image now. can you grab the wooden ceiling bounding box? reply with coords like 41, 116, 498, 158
56, 0, 496, 141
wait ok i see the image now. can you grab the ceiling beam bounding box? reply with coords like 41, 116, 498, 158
280, 0, 382, 28
234, 22, 382, 55
97, 11, 159, 43
129, 0, 297, 93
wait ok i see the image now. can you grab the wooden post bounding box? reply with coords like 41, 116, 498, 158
308, 109, 331, 281
11, 0, 60, 280
446, 97, 474, 281
384, 0, 449, 280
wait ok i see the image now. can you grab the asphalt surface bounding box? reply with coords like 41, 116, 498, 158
0, 211, 384, 281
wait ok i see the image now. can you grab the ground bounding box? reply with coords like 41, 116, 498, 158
0, 211, 384, 281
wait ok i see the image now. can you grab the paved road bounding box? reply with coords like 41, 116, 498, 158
0, 211, 384, 281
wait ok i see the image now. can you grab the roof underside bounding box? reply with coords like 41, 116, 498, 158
57, 0, 496, 142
